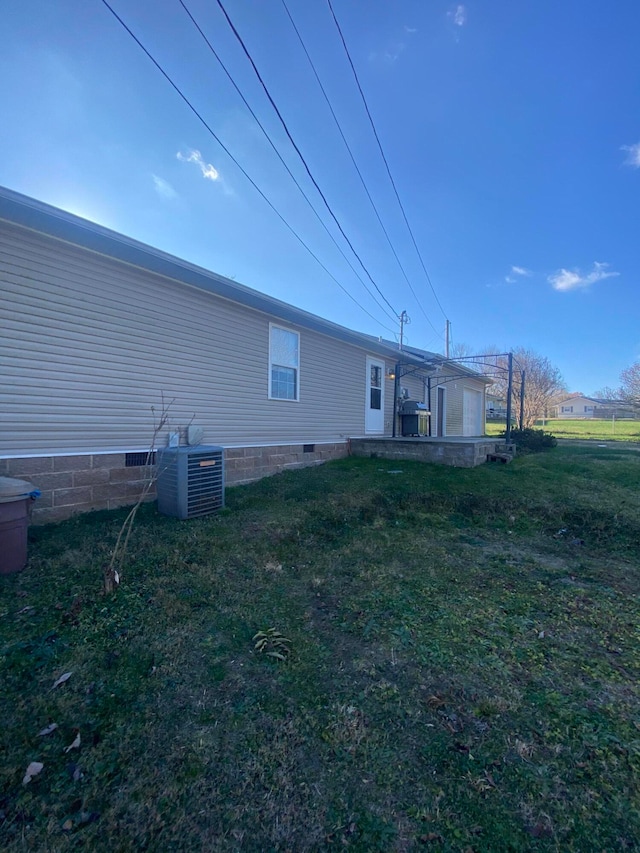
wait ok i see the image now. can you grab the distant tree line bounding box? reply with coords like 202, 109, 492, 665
595, 361, 640, 415
448, 344, 566, 429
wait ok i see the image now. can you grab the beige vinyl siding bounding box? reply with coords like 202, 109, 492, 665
1, 222, 395, 455
400, 372, 426, 403
556, 397, 597, 418
446, 384, 464, 436
382, 369, 396, 435
429, 370, 485, 437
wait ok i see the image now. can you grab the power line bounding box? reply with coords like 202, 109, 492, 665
214, 0, 398, 319
326, 0, 449, 323
177, 0, 397, 326
98, 0, 397, 334
281, 0, 443, 340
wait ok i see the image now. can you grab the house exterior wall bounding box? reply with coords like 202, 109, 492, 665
0, 443, 348, 525
428, 371, 486, 437
1, 220, 397, 456
0, 211, 486, 524
399, 371, 425, 403
395, 368, 486, 437
553, 397, 599, 418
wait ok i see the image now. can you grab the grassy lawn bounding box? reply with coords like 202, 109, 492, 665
486, 418, 640, 442
1, 447, 639, 851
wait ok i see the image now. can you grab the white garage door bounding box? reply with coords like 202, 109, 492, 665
463, 388, 483, 436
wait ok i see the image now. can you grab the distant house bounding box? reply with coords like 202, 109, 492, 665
485, 392, 507, 420
0, 187, 488, 523
552, 394, 601, 419
552, 394, 636, 420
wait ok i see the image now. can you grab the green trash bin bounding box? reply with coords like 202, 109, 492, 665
0, 477, 39, 575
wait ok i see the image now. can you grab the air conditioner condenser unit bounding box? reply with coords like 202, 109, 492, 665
156, 445, 225, 519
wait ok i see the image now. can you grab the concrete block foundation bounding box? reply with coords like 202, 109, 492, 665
3, 441, 348, 524
349, 437, 507, 468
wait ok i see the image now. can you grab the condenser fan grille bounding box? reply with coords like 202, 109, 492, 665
186, 451, 224, 517
156, 445, 225, 519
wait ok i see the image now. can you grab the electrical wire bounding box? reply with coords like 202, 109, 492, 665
326, 0, 449, 323
214, 0, 399, 320
98, 0, 397, 334
177, 0, 397, 326
281, 0, 443, 340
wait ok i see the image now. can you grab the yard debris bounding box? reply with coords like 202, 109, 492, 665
52, 672, 73, 689
419, 832, 444, 843
66, 762, 84, 781
527, 819, 553, 838
37, 723, 58, 737
64, 732, 81, 753
22, 761, 44, 785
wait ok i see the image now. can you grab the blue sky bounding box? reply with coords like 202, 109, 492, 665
1, 0, 638, 393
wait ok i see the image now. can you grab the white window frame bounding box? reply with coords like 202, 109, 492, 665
268, 323, 300, 402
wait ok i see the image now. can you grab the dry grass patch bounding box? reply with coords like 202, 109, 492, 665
1, 445, 639, 851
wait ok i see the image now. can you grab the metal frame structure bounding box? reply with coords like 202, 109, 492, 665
391, 352, 525, 442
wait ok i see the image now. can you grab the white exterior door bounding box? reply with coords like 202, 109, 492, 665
365, 357, 385, 433
463, 388, 483, 436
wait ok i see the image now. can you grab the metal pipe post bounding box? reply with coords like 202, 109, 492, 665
505, 352, 514, 442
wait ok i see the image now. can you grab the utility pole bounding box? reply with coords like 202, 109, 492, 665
399, 310, 410, 350
445, 319, 450, 358
519, 370, 526, 429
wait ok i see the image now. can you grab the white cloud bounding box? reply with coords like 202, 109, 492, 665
370, 42, 406, 63
448, 4, 466, 26
152, 175, 177, 200
384, 42, 405, 62
404, 25, 418, 34
621, 142, 640, 168
177, 149, 219, 181
548, 261, 619, 292
504, 265, 533, 284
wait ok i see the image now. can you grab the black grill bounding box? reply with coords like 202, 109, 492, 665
399, 401, 430, 436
